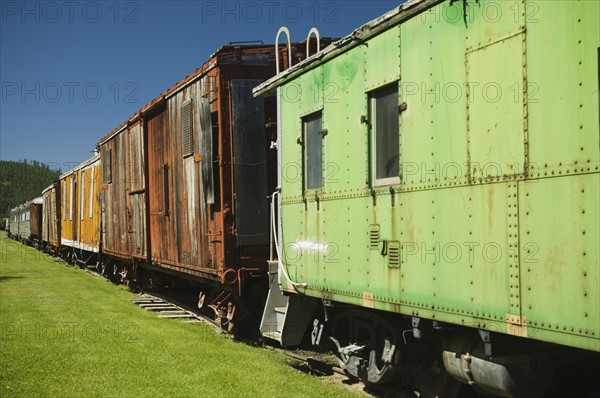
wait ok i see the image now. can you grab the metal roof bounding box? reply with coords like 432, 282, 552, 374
96, 43, 284, 146
253, 0, 440, 97
59, 154, 99, 179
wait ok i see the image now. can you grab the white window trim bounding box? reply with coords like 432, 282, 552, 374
80, 171, 85, 221
89, 166, 95, 219
303, 112, 324, 191
69, 177, 74, 221
370, 91, 401, 187
62, 181, 66, 221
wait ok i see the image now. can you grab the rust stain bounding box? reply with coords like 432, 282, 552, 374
362, 291, 375, 308
506, 313, 528, 337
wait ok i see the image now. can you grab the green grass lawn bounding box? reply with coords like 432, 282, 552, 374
0, 232, 359, 397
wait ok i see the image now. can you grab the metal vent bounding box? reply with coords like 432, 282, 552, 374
369, 224, 380, 249
182, 100, 193, 157
388, 240, 400, 268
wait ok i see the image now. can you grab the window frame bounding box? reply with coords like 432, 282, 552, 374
369, 82, 401, 187
302, 111, 324, 192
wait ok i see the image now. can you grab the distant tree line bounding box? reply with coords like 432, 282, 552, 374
0, 160, 61, 225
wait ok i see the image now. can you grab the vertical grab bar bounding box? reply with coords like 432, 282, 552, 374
275, 27, 292, 75
305, 27, 321, 58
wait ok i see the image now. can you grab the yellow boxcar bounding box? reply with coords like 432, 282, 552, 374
60, 169, 77, 248
76, 156, 101, 253
60, 155, 101, 256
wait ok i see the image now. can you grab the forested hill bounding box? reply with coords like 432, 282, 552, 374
0, 160, 61, 221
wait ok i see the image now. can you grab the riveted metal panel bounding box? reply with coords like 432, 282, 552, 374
365, 25, 400, 91
396, 183, 513, 320
294, 66, 324, 118
322, 46, 368, 192
467, 33, 525, 181
464, 0, 525, 52
279, 84, 305, 201
519, 175, 599, 347
526, 0, 600, 177
231, 79, 269, 246
399, 12, 468, 188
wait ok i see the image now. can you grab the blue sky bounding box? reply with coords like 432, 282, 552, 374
1, 0, 402, 172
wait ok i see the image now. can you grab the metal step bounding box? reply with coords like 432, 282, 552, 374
144, 306, 181, 311
263, 331, 282, 341
274, 306, 286, 314
139, 303, 170, 308
157, 313, 195, 319
131, 299, 164, 304
155, 310, 188, 315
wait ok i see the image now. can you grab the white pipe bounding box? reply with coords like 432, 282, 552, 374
273, 82, 307, 289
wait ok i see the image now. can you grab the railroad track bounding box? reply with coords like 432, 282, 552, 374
129, 292, 224, 330
128, 292, 353, 382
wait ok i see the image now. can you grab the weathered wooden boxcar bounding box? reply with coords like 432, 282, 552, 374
29, 197, 43, 245
97, 42, 323, 327
255, 0, 599, 396
41, 181, 61, 251
59, 155, 101, 263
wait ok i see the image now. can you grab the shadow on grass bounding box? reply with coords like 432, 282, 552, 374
0, 276, 24, 282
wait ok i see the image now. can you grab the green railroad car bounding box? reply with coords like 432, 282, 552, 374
255, 0, 599, 396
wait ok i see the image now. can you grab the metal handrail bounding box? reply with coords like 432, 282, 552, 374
275, 26, 292, 75
306, 27, 321, 58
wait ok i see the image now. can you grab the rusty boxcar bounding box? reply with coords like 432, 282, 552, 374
97, 41, 324, 329
29, 197, 43, 245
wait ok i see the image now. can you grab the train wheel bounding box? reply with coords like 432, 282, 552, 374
403, 349, 461, 398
